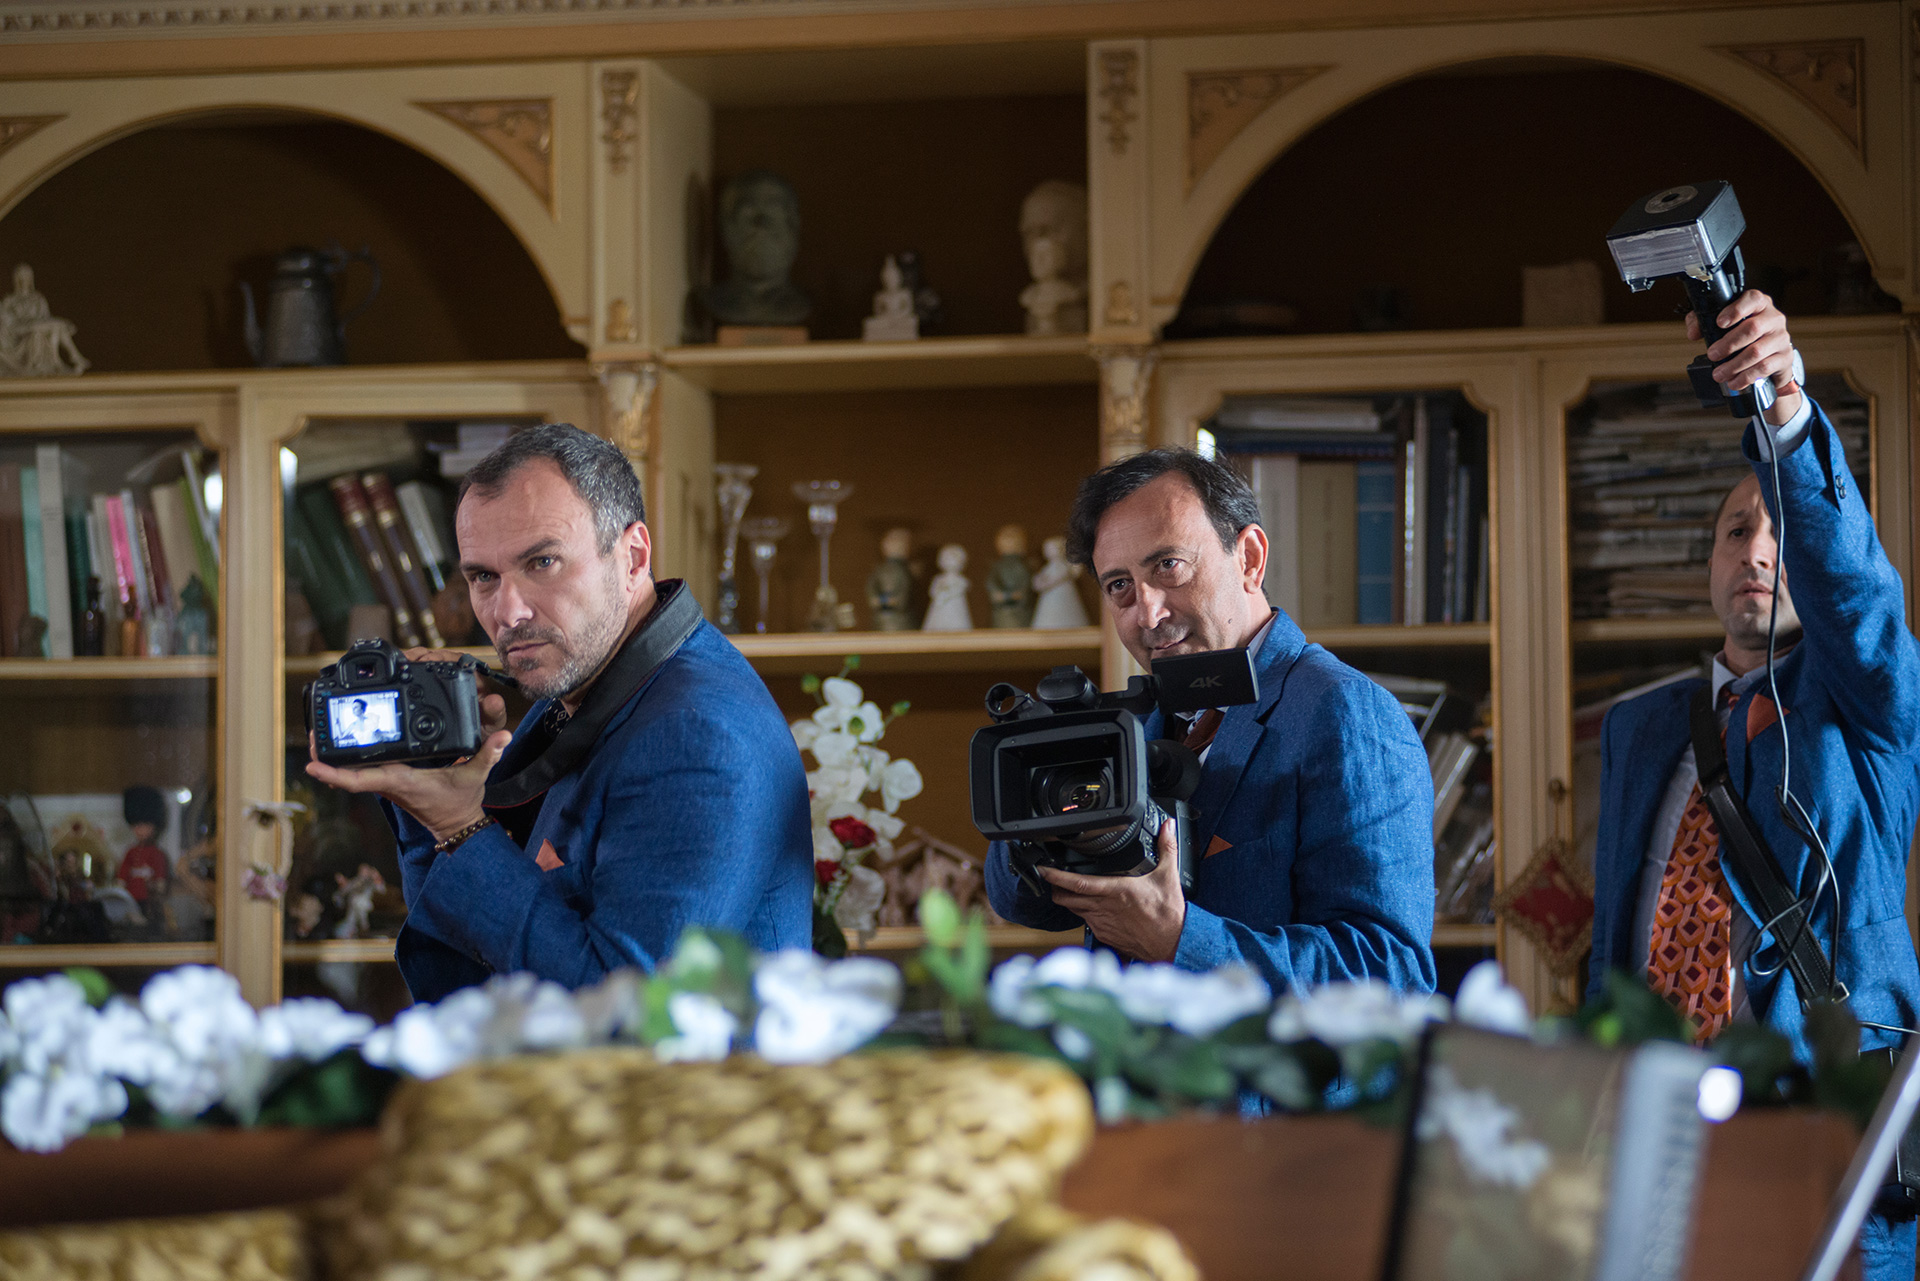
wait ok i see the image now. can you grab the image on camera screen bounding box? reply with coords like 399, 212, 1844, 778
329, 690, 403, 749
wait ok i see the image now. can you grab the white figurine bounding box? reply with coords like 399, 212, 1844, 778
922, 543, 973, 631
862, 255, 920, 342
1031, 535, 1091, 629
1019, 181, 1089, 336
0, 265, 88, 378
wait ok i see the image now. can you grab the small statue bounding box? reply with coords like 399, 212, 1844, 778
895, 251, 943, 332
0, 264, 89, 378
1019, 181, 1089, 336
922, 544, 973, 632
986, 524, 1035, 629
867, 527, 917, 631
862, 256, 920, 342
696, 171, 811, 330
332, 862, 386, 940
163, 840, 216, 941
115, 785, 171, 909
175, 575, 214, 656
1031, 536, 1091, 629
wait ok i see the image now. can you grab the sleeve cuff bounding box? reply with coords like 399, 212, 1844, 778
1171, 902, 1235, 975
404, 825, 541, 969
1753, 394, 1813, 459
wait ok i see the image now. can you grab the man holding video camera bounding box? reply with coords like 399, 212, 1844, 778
1585, 293, 1920, 1279
307, 423, 812, 1002
985, 449, 1437, 992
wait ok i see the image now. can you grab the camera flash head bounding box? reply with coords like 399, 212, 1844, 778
1605, 181, 1745, 292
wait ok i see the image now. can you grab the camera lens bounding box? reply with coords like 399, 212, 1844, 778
1030, 762, 1112, 817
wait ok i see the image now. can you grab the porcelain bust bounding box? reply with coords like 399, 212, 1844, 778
1018, 181, 1089, 337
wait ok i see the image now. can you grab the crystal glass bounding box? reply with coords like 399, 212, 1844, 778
792, 480, 853, 632
712, 463, 758, 634
740, 516, 790, 634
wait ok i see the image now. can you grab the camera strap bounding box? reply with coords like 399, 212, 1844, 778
483, 579, 703, 812
1687, 684, 1842, 1007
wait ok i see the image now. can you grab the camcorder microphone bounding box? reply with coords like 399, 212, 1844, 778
1605, 180, 1775, 419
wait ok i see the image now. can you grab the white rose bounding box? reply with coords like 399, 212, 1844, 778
360, 987, 493, 1079
655, 992, 737, 1063
752, 951, 900, 1065
1031, 947, 1125, 995
1267, 979, 1445, 1048
5, 974, 98, 1077
1116, 964, 1271, 1038
139, 967, 264, 1118
988, 954, 1049, 1027
1, 1069, 127, 1153
257, 998, 374, 1062
1453, 961, 1530, 1036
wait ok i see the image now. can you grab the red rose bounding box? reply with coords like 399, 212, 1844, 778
829, 816, 878, 850
814, 859, 840, 888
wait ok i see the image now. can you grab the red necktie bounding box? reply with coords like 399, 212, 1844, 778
1646, 691, 1735, 1042
1183, 709, 1223, 753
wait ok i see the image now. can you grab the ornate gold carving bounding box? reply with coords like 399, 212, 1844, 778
601, 69, 640, 175
0, 116, 62, 161
416, 98, 553, 212
596, 361, 658, 469
1720, 39, 1864, 157
1097, 50, 1139, 157
1104, 281, 1138, 328
1186, 67, 1330, 192
605, 298, 637, 344
1092, 344, 1157, 463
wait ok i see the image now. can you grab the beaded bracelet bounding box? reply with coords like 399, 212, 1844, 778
434, 815, 496, 854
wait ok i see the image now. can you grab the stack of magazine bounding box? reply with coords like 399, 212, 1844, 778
1370, 672, 1495, 925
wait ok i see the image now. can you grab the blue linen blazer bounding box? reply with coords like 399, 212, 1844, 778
986, 612, 1437, 993
388, 618, 813, 1003
1586, 403, 1920, 1063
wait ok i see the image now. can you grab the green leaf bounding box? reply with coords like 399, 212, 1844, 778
257, 1052, 399, 1129
63, 967, 113, 1008
813, 907, 849, 959
918, 888, 961, 948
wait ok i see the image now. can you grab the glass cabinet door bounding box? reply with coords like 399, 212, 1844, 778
0, 427, 222, 974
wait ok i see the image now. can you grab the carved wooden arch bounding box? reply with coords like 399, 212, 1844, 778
0, 97, 582, 343
1158, 45, 1888, 335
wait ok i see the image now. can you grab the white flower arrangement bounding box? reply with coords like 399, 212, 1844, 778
790, 665, 924, 947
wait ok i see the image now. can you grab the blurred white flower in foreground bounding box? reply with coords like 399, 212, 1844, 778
655, 993, 738, 1063
1116, 963, 1272, 1038
139, 966, 264, 1118
258, 998, 374, 1062
1453, 960, 1532, 1036
1268, 978, 1447, 1047
1417, 1063, 1551, 1189
753, 951, 901, 1065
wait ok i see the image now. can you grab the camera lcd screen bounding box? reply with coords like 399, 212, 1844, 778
328, 690, 402, 749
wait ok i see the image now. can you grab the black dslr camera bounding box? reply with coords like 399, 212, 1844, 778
969, 648, 1259, 898
306, 637, 487, 768
1605, 180, 1776, 419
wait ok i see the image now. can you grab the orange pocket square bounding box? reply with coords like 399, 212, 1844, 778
535, 839, 565, 871
1205, 835, 1233, 858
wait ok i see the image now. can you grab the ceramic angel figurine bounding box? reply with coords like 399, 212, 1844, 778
922, 543, 973, 631
986, 523, 1034, 629
1031, 535, 1090, 629
867, 526, 917, 631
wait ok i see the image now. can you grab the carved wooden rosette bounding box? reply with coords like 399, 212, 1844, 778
595, 361, 658, 473
1092, 344, 1157, 464
1096, 49, 1139, 157
601, 69, 640, 174
1185, 67, 1330, 193
1719, 39, 1864, 158
0, 115, 63, 161
416, 98, 554, 212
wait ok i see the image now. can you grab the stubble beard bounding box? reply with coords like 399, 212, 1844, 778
494, 565, 629, 705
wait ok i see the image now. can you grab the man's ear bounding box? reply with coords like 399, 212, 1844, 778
1236, 523, 1268, 594
622, 520, 653, 583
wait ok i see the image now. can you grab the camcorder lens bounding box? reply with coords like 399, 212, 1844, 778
1031, 762, 1113, 817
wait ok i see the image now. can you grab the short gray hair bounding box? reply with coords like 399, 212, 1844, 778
457, 423, 646, 554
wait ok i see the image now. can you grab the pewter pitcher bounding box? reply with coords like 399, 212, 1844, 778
240, 245, 381, 367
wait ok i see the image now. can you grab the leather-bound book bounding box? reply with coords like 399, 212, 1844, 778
360, 471, 446, 648
328, 474, 425, 648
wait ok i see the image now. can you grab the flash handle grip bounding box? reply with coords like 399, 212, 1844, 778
1681, 262, 1775, 419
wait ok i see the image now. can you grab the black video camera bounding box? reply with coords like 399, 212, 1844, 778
1605, 180, 1776, 419
969, 648, 1259, 898
306, 637, 487, 768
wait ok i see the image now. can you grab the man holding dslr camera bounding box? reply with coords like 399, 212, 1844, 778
986, 449, 1437, 993
307, 424, 812, 1002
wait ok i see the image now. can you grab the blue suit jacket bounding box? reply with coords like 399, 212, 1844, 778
1587, 403, 1920, 1062
987, 612, 1437, 993
389, 619, 813, 1002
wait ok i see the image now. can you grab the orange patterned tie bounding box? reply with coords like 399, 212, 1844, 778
1646, 732, 1735, 1043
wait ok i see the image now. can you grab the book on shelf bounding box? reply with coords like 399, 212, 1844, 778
33, 445, 74, 659
1435, 779, 1497, 925
394, 479, 453, 593
1356, 460, 1398, 625
360, 471, 446, 647
0, 462, 27, 657
18, 466, 47, 657
327, 474, 427, 649
1427, 730, 1480, 840
428, 421, 518, 479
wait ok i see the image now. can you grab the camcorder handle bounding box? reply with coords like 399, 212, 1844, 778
1681, 245, 1776, 421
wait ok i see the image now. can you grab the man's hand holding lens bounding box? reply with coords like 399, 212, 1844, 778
1035, 817, 1186, 962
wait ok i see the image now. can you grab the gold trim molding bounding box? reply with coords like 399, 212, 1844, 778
1719, 39, 1863, 158
601, 69, 639, 175
1097, 49, 1139, 158
0, 115, 62, 162
1092, 343, 1156, 463
415, 97, 554, 213
1186, 66, 1330, 193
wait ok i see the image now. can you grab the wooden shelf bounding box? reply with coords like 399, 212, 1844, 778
1432, 923, 1497, 949
660, 334, 1096, 395
0, 942, 217, 968
282, 938, 397, 964
1570, 615, 1723, 644
0, 656, 218, 681
1303, 624, 1490, 651
731, 627, 1102, 675
850, 925, 1083, 953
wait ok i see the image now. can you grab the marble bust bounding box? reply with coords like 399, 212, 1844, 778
698, 171, 811, 329
1018, 181, 1089, 336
